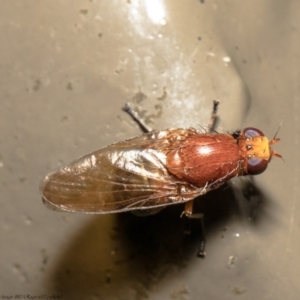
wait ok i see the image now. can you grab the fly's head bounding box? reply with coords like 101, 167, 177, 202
238, 127, 281, 175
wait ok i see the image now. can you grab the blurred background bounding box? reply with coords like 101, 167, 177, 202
0, 1, 299, 299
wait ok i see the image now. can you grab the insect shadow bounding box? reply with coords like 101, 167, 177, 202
45, 180, 268, 299
115, 179, 266, 262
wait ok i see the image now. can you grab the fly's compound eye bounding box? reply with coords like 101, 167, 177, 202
243, 127, 265, 139
242, 127, 269, 175
247, 156, 269, 175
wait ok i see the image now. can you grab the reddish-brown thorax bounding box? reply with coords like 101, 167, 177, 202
166, 133, 242, 188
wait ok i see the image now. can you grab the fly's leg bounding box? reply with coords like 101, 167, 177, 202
123, 100, 219, 134
183, 200, 206, 258
207, 100, 220, 133
122, 103, 158, 216
122, 103, 153, 133
123, 101, 219, 258
181, 100, 220, 258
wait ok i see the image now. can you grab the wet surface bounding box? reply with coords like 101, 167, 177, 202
0, 1, 299, 299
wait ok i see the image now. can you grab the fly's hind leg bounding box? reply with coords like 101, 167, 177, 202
207, 100, 220, 133
182, 200, 206, 258
123, 100, 219, 134
122, 103, 159, 216
123, 103, 153, 133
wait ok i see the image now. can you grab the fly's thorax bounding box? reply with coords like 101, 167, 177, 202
166, 133, 242, 188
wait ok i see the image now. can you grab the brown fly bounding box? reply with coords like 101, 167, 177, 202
40, 101, 280, 256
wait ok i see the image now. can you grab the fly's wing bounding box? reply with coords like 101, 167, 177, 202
40, 130, 203, 214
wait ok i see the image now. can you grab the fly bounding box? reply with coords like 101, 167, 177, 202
40, 101, 280, 257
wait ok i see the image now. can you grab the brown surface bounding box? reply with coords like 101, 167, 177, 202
0, 1, 298, 299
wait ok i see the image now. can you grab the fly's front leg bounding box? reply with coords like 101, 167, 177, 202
182, 200, 206, 258
123, 103, 153, 133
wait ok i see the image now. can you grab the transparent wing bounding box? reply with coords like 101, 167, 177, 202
40, 131, 203, 214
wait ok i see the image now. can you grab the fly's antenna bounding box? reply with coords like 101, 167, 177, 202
270, 120, 283, 159
272, 120, 283, 141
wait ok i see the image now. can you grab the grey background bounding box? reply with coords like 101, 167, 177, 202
0, 1, 298, 299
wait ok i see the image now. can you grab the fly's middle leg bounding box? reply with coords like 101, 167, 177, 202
182, 200, 206, 258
